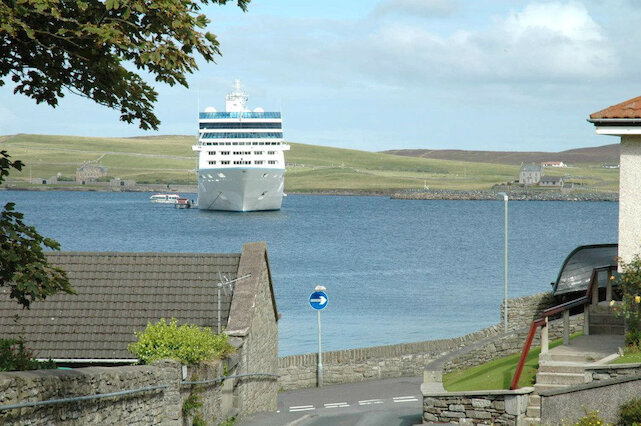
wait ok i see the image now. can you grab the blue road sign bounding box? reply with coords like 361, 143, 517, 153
309, 291, 328, 310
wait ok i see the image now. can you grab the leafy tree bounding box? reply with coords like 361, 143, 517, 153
0, 151, 74, 308
0, 0, 249, 306
0, 0, 249, 130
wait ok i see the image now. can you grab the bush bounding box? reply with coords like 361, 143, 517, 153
564, 409, 610, 426
127, 318, 236, 365
0, 338, 56, 371
614, 256, 641, 347
620, 397, 641, 425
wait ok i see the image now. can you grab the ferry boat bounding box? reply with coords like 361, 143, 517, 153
149, 193, 181, 204
193, 80, 289, 211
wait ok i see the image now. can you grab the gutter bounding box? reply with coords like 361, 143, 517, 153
587, 118, 641, 125
36, 358, 138, 364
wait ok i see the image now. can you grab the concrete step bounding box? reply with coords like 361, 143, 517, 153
538, 363, 585, 374
522, 416, 541, 425
526, 405, 541, 418
536, 372, 587, 385
589, 315, 624, 325
589, 324, 625, 335
528, 394, 541, 406
534, 383, 571, 393
545, 353, 591, 363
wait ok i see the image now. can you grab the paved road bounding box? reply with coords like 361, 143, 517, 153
239, 376, 423, 426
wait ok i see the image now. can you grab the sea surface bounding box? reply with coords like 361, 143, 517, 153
0, 191, 618, 356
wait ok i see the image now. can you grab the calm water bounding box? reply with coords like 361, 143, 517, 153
0, 191, 618, 355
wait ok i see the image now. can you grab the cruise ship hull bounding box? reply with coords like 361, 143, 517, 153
197, 168, 285, 211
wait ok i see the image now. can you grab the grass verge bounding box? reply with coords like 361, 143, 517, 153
443, 332, 582, 391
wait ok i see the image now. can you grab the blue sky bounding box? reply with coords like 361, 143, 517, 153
1, 0, 639, 152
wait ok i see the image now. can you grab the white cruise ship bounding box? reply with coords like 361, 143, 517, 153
193, 81, 289, 211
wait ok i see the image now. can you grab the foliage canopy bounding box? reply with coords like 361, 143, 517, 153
0, 0, 250, 130
0, 151, 74, 308
128, 318, 236, 365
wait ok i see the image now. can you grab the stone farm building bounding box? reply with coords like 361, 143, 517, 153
0, 242, 279, 421
539, 175, 563, 187
518, 163, 543, 185
75, 163, 108, 183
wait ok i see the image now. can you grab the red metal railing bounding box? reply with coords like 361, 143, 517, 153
509, 265, 616, 390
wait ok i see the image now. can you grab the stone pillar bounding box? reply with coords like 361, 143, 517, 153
619, 135, 641, 268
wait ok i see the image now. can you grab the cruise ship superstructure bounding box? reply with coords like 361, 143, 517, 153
193, 81, 289, 211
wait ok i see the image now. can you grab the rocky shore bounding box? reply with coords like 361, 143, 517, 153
391, 189, 618, 202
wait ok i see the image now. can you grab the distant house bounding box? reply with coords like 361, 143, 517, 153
76, 163, 108, 183
519, 163, 543, 185
603, 164, 620, 169
539, 176, 563, 187
542, 161, 567, 168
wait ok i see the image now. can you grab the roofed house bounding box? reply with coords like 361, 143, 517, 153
0, 242, 279, 413
539, 176, 563, 187
76, 163, 108, 183
519, 163, 543, 185
589, 96, 641, 266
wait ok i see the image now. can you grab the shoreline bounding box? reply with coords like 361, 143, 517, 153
2, 184, 619, 201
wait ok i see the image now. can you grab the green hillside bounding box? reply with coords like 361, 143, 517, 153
0, 134, 619, 192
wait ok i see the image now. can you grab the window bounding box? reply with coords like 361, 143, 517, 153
221, 160, 230, 165
255, 151, 263, 155
208, 161, 216, 165
268, 151, 276, 155
208, 151, 215, 155
268, 160, 277, 165
221, 151, 230, 155
255, 160, 263, 165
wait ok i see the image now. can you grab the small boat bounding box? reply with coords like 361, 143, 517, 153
174, 198, 193, 209
149, 193, 181, 204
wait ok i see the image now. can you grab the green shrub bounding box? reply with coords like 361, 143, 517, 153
127, 318, 235, 365
0, 338, 56, 371
615, 256, 641, 347
564, 409, 610, 426
620, 397, 641, 425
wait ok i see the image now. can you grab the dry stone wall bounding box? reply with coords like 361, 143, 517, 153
422, 389, 532, 424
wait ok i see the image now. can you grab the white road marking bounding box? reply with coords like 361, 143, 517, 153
289, 405, 315, 412
324, 402, 349, 408
393, 396, 419, 403
358, 399, 384, 405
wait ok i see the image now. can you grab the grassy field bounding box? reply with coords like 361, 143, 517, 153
0, 134, 620, 192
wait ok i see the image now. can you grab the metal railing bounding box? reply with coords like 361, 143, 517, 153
509, 265, 617, 390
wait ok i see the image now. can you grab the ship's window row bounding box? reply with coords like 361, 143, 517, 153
201, 132, 283, 139
199, 122, 282, 129
199, 112, 281, 119
204, 160, 279, 166
208, 151, 275, 156
202, 142, 282, 146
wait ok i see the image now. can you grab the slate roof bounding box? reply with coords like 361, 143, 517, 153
590, 96, 641, 120
520, 163, 542, 172
540, 176, 562, 183
0, 252, 241, 361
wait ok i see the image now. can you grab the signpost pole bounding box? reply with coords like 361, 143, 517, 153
317, 309, 323, 387
309, 285, 327, 388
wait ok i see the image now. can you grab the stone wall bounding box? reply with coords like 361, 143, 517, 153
586, 363, 641, 381
500, 291, 558, 332
227, 242, 279, 415
422, 388, 533, 424
278, 325, 501, 391
540, 374, 641, 424
0, 360, 231, 425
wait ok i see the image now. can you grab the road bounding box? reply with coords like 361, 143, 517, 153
239, 376, 423, 426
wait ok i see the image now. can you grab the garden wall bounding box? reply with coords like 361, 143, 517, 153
421, 388, 533, 424
0, 360, 232, 425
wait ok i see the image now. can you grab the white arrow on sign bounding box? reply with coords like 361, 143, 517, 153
310, 295, 327, 305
